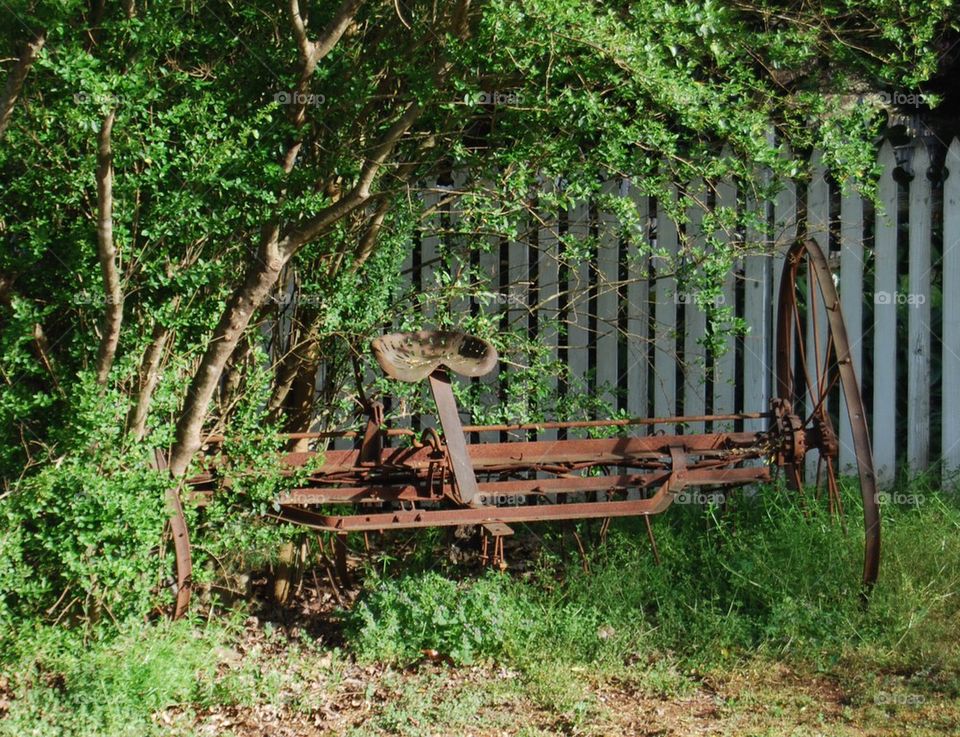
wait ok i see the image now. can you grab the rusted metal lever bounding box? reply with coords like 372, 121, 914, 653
358, 400, 384, 465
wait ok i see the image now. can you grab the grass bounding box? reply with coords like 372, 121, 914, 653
0, 614, 347, 736
346, 482, 960, 677
2, 482, 959, 735
0, 617, 224, 736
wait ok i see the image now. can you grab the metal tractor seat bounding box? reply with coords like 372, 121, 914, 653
371, 329, 498, 382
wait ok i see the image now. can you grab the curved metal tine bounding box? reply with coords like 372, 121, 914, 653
826, 456, 848, 531
805, 255, 830, 486
810, 269, 836, 412
814, 453, 825, 501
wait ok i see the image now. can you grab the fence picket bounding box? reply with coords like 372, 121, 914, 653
744, 188, 771, 429
597, 179, 620, 410
419, 188, 441, 430
538, 178, 560, 442
681, 180, 707, 431
944, 139, 960, 480
390, 211, 418, 434
506, 210, 530, 428
476, 221, 501, 442
839, 180, 864, 473
567, 198, 591, 407
772, 150, 797, 418
654, 184, 679, 422
449, 171, 471, 319
872, 142, 899, 487
626, 182, 650, 422
806, 151, 830, 483
907, 142, 932, 472
713, 166, 736, 429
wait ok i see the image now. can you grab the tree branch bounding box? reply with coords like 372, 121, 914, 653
291, 0, 366, 66
288, 0, 365, 127
126, 324, 170, 441
0, 32, 45, 142
167, 0, 470, 480
281, 100, 421, 254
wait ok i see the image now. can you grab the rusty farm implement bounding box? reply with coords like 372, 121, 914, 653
165, 238, 881, 618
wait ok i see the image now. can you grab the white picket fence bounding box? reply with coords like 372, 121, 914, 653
355, 136, 960, 489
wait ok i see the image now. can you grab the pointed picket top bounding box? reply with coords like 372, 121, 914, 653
873, 140, 898, 234
908, 139, 932, 217
809, 147, 827, 178
806, 147, 830, 241
773, 141, 797, 242
911, 137, 932, 179
878, 139, 897, 183
948, 137, 960, 174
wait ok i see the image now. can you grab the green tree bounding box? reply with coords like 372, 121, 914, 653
0, 0, 955, 622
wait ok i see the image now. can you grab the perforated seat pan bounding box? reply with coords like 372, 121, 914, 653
371, 330, 498, 382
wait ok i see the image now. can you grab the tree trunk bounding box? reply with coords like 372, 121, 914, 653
168, 250, 286, 476
94, 110, 124, 385
218, 337, 252, 418
284, 344, 322, 453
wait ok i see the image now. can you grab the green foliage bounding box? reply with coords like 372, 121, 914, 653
1, 487, 958, 734
0, 455, 170, 628
0, 613, 344, 737
346, 570, 533, 665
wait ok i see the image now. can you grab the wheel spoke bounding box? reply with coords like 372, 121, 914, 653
802, 369, 841, 428
791, 288, 818, 410
809, 268, 825, 398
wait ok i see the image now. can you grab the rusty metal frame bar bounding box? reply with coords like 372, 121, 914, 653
273, 465, 689, 533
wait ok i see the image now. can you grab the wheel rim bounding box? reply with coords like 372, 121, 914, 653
775, 238, 880, 590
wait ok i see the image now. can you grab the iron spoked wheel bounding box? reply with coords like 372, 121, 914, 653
775, 238, 880, 590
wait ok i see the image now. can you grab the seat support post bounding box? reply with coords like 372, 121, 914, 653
427, 368, 481, 505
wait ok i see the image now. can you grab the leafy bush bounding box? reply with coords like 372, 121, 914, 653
0, 452, 171, 630
346, 570, 534, 665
